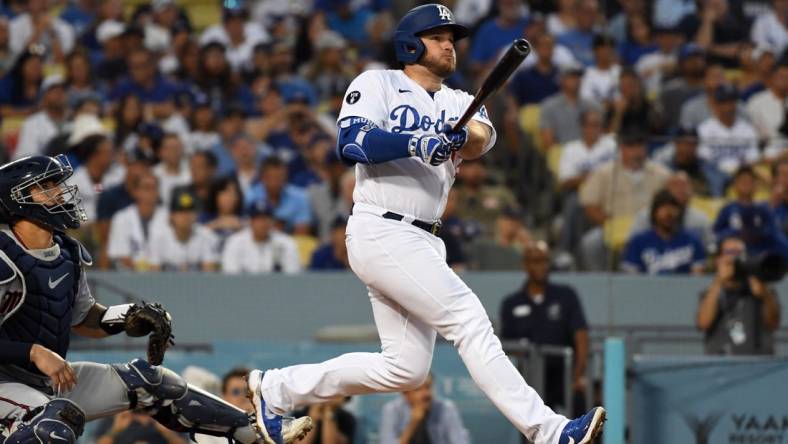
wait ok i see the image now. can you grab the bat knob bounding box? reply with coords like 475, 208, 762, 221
514, 39, 531, 56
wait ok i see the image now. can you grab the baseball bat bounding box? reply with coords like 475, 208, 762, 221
454, 38, 531, 129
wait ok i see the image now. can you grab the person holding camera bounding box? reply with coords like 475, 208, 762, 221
697, 235, 782, 355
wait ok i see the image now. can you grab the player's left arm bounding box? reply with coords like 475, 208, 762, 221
456, 120, 493, 160
72, 302, 111, 338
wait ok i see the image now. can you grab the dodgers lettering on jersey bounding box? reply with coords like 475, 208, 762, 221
338, 69, 497, 221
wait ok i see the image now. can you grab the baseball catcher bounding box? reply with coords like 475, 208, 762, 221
0, 155, 312, 443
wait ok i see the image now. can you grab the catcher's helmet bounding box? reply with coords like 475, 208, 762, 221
0, 155, 87, 231
394, 4, 469, 65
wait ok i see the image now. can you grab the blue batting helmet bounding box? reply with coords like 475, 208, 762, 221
394, 4, 469, 65
0, 155, 87, 231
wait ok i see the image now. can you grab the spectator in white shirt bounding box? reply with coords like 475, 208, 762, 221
69, 134, 116, 224
13, 75, 67, 160
698, 85, 760, 177
198, 5, 268, 72
580, 34, 621, 108
636, 25, 683, 96
229, 133, 261, 196
153, 132, 192, 208
149, 188, 220, 272
221, 200, 301, 274
107, 172, 168, 271
750, 0, 788, 57
9, 0, 75, 63
747, 61, 788, 149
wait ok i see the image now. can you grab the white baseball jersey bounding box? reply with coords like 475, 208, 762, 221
337, 69, 497, 221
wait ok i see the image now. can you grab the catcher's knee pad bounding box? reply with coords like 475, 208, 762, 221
112, 358, 187, 410
4, 399, 85, 444
153, 385, 257, 443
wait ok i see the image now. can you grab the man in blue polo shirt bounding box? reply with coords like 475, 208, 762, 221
109, 48, 181, 105
500, 241, 589, 417
469, 0, 529, 72
245, 156, 312, 235
508, 34, 560, 106
622, 189, 707, 274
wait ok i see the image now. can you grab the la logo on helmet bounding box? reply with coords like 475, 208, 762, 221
436, 4, 452, 21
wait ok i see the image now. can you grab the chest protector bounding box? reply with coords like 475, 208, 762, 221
0, 232, 82, 374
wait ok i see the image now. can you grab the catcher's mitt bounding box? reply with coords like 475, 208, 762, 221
124, 302, 175, 365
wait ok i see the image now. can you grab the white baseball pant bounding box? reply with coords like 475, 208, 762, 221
260, 203, 568, 444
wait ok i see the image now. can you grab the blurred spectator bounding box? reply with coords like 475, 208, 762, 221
187, 94, 221, 153
154, 133, 191, 208
500, 241, 589, 416
750, 0, 788, 57
653, 127, 727, 197
470, 0, 530, 73
540, 64, 599, 148
64, 49, 102, 110
580, 35, 621, 107
746, 61, 788, 148
379, 374, 470, 444
309, 216, 350, 271
202, 176, 244, 249
547, 0, 577, 36
107, 172, 167, 271
508, 34, 561, 106
94, 19, 127, 86
556, 0, 601, 67
736, 44, 774, 102
227, 132, 262, 194
453, 157, 519, 240
246, 156, 313, 235
606, 0, 648, 45
617, 14, 658, 67
0, 48, 44, 117
96, 411, 186, 444
177, 150, 218, 209
557, 109, 616, 259
0, 18, 11, 76
680, 0, 749, 67
630, 172, 714, 246
299, 30, 355, 103
194, 41, 256, 115
113, 94, 144, 151
698, 85, 759, 176
293, 396, 356, 444
770, 157, 788, 235
109, 48, 181, 112
606, 67, 664, 135
13, 74, 67, 160
653, 0, 698, 29
697, 234, 781, 355
438, 189, 469, 272
290, 134, 335, 188
212, 105, 247, 177
635, 25, 683, 97
221, 199, 301, 274
308, 153, 352, 242
659, 43, 706, 129
713, 166, 787, 257
148, 189, 219, 272
323, 0, 375, 52
471, 207, 533, 270
9, 0, 74, 63
579, 131, 670, 270
221, 367, 253, 412
199, 5, 269, 72
681, 61, 731, 130
69, 133, 116, 223
622, 189, 706, 274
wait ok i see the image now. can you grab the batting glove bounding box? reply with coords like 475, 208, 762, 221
440, 124, 469, 151
409, 134, 453, 166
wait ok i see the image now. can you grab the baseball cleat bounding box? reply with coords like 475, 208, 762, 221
558, 407, 606, 444
246, 370, 313, 444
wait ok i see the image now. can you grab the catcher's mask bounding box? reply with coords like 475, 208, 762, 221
0, 154, 87, 231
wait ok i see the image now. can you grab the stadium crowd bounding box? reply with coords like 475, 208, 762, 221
0, 0, 787, 274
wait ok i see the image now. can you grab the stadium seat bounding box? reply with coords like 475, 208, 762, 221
518, 104, 542, 150
293, 234, 319, 267
546, 144, 562, 182
1, 116, 24, 153
690, 197, 725, 222
603, 215, 635, 252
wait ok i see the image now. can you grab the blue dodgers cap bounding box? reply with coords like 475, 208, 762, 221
246, 199, 274, 218
679, 43, 705, 61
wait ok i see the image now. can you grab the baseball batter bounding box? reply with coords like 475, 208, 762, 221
0, 155, 311, 444
247, 5, 605, 444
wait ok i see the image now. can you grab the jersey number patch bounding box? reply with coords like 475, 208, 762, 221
346, 91, 361, 104
0, 291, 23, 315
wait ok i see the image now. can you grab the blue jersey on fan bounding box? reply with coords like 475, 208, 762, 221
622, 229, 706, 274
713, 201, 787, 256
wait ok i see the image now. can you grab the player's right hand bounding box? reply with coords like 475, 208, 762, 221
30, 344, 77, 393
410, 134, 452, 166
